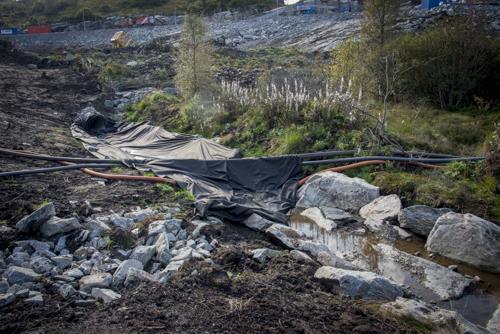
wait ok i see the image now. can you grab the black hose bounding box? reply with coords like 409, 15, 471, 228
293, 150, 358, 159
302, 156, 485, 166
0, 147, 145, 165
394, 151, 460, 158
0, 163, 122, 177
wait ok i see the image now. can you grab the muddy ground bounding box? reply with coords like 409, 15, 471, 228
0, 47, 420, 333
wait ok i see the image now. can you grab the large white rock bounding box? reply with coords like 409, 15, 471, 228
300, 207, 337, 231
297, 172, 379, 211
79, 273, 112, 292
425, 213, 500, 273
112, 259, 143, 286
359, 195, 401, 223
91, 288, 121, 303
123, 268, 157, 287
129, 245, 156, 266
314, 266, 404, 300
265, 224, 305, 249
40, 216, 81, 237
398, 205, 451, 237
380, 297, 490, 334
373, 244, 473, 300
251, 248, 282, 263
487, 304, 500, 334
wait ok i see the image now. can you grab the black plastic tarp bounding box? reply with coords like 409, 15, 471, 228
71, 109, 303, 224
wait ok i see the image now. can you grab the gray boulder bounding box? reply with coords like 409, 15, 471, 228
398, 205, 451, 237
321, 207, 356, 225
265, 224, 305, 249
297, 172, 379, 211
0, 293, 15, 308
24, 294, 43, 305
40, 216, 81, 237
300, 207, 337, 231
425, 213, 500, 273
381, 297, 490, 334
58, 284, 77, 299
241, 214, 274, 231
16, 202, 56, 233
315, 266, 404, 300
79, 273, 112, 292
4, 266, 41, 284
30, 256, 54, 274
112, 259, 143, 286
0, 279, 9, 294
129, 245, 156, 266
374, 244, 473, 300
487, 304, 500, 334
51, 255, 73, 270
359, 194, 401, 223
64, 268, 84, 278
251, 248, 282, 263
154, 232, 171, 265
7, 252, 30, 267
289, 250, 315, 263
123, 268, 157, 287
91, 288, 121, 303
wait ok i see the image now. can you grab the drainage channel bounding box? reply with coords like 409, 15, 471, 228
289, 213, 500, 328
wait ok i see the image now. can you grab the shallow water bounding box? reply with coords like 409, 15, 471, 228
290, 213, 500, 327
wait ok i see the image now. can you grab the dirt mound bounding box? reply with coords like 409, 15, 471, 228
0, 253, 416, 334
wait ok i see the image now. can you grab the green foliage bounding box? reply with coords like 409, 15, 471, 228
393, 16, 500, 108
175, 189, 196, 202
110, 167, 126, 174
362, 0, 401, 48
483, 123, 500, 178
1, 0, 276, 26
98, 63, 131, 83
154, 183, 175, 194
372, 168, 500, 222
174, 15, 214, 98
36, 199, 51, 209
124, 92, 180, 124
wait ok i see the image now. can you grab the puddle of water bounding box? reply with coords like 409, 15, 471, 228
290, 212, 500, 327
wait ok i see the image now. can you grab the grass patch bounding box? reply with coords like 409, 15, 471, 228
371, 166, 500, 222
155, 183, 175, 194
124, 92, 180, 124
175, 189, 196, 202
110, 167, 126, 174
36, 199, 51, 209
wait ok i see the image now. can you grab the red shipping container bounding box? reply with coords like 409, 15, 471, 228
26, 25, 52, 34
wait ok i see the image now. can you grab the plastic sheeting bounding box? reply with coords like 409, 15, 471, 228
71, 110, 303, 224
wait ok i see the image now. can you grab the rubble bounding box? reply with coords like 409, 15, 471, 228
0, 205, 218, 308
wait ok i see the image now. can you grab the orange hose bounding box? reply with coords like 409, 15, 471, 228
58, 161, 176, 185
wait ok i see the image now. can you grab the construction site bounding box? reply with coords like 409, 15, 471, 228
0, 0, 499, 333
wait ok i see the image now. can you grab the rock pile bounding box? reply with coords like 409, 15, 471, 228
0, 202, 218, 308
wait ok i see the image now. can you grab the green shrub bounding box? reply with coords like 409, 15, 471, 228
124, 92, 180, 124
98, 63, 131, 83
372, 169, 500, 222
393, 16, 500, 108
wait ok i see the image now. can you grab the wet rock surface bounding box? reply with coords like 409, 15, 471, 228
380, 297, 490, 334
426, 213, 500, 273
315, 266, 405, 301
